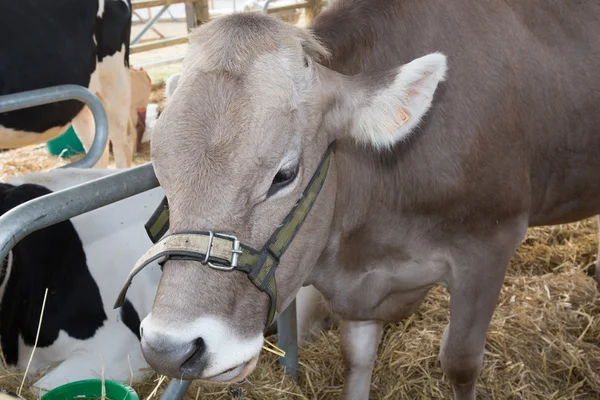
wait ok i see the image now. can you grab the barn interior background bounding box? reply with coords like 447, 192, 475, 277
0, 0, 599, 399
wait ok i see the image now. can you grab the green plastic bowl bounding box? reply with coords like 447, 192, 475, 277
40, 380, 139, 400
46, 125, 85, 158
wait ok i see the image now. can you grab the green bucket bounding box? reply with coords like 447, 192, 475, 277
39, 380, 139, 400
46, 125, 85, 158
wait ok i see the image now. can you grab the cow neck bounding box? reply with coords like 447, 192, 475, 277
115, 142, 336, 327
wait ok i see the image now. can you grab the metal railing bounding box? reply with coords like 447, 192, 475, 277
0, 163, 158, 262
0, 85, 108, 169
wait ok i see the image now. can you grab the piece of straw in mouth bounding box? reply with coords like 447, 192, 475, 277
18, 288, 49, 396
262, 338, 286, 358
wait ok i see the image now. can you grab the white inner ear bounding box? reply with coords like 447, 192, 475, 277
354, 52, 448, 149
165, 73, 182, 100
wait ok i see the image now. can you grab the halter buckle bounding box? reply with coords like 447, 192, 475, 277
207, 232, 243, 271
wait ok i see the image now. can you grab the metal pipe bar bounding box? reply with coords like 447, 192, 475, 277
165, 8, 178, 21
130, 35, 189, 54
132, 5, 170, 44
261, 0, 274, 14
159, 379, 191, 400
133, 55, 185, 70
0, 162, 158, 262
132, 10, 167, 38
0, 85, 108, 169
132, 0, 194, 10
266, 1, 326, 13
277, 298, 299, 382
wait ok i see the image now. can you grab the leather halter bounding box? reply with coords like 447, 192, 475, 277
114, 143, 334, 327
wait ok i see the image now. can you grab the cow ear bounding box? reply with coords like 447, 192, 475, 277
321, 52, 447, 149
165, 73, 182, 100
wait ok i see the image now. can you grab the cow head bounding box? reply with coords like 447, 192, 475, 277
138, 13, 447, 382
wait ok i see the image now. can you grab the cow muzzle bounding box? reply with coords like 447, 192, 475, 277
139, 313, 264, 381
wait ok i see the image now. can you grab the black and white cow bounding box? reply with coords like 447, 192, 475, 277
0, 168, 162, 392
0, 0, 135, 169
0, 167, 333, 392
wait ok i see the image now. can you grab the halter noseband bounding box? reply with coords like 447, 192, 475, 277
114, 143, 334, 327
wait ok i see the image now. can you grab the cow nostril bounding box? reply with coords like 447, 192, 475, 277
140, 326, 144, 338
180, 337, 207, 372
194, 337, 205, 352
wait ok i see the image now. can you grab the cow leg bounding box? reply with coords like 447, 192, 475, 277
97, 51, 133, 169
71, 105, 110, 168
102, 77, 133, 169
439, 228, 524, 400
340, 319, 383, 400
296, 285, 336, 346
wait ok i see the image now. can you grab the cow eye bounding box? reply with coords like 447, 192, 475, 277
268, 163, 299, 197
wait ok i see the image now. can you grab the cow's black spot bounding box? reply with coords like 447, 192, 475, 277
0, 183, 107, 365
0, 0, 131, 133
120, 298, 141, 341
96, 0, 132, 66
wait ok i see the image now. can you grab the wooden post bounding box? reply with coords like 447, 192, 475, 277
304, 0, 322, 22
185, 0, 209, 32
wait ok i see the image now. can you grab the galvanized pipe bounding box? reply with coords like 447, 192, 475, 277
277, 298, 299, 382
0, 162, 158, 262
0, 84, 109, 169
261, 0, 274, 14
159, 380, 191, 400
132, 5, 170, 44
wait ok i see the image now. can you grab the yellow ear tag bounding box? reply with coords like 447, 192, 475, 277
388, 108, 409, 134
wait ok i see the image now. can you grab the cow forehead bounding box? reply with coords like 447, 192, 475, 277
153, 70, 293, 168
183, 13, 329, 75
186, 13, 302, 74
152, 63, 306, 185
154, 13, 331, 160
151, 73, 293, 215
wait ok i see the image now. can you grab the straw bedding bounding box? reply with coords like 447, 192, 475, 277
0, 88, 599, 399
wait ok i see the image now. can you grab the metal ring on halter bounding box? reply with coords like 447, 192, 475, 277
202, 231, 214, 264
207, 233, 243, 271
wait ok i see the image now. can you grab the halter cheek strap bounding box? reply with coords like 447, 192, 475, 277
114, 142, 334, 328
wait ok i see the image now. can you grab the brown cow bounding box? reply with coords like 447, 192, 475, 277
126, 1, 600, 399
